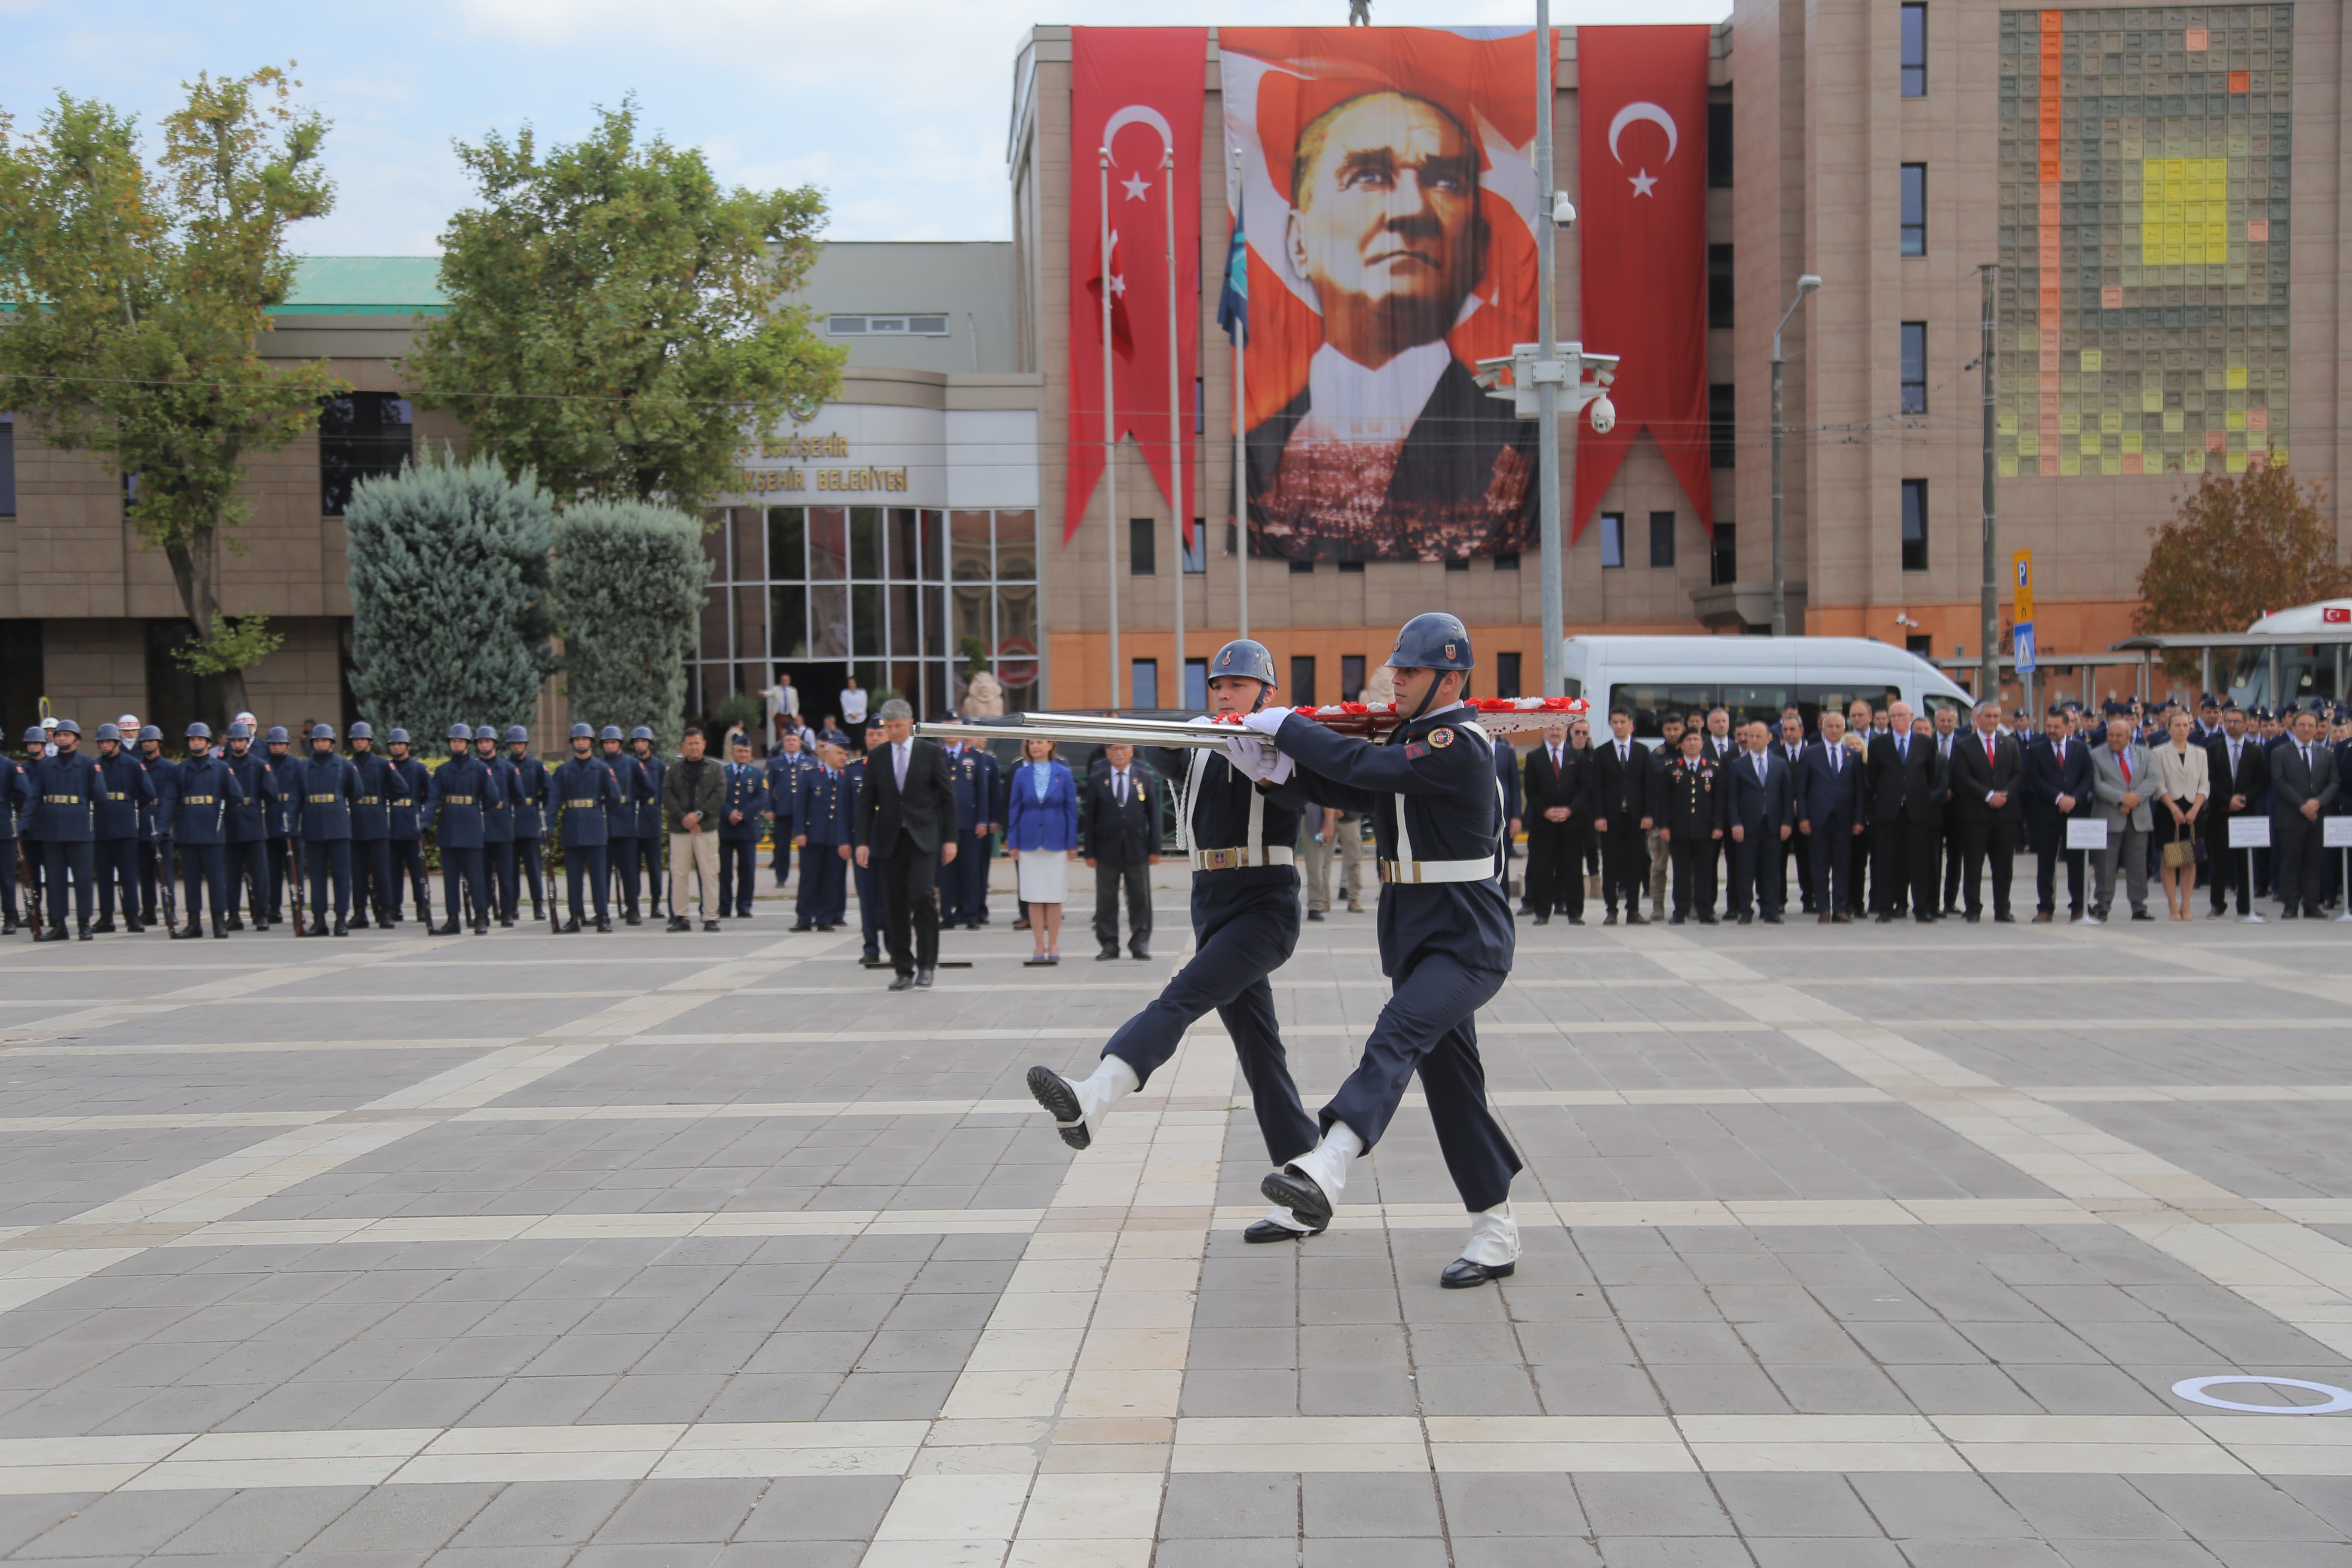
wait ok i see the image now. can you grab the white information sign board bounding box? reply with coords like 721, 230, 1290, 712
2324, 817, 2352, 849
2228, 816, 2273, 849
2066, 819, 2109, 850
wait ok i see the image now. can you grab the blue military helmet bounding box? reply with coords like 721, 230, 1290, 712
312, 724, 336, 741
227, 721, 252, 740
265, 725, 290, 743
55, 719, 81, 737
570, 723, 594, 739
1385, 612, 1476, 671
505, 725, 529, 744
349, 721, 373, 740
186, 722, 212, 741
19, 726, 43, 745
630, 726, 654, 741
472, 725, 498, 741
1209, 638, 1278, 686
95, 723, 122, 742
387, 728, 410, 744
599, 725, 623, 741
447, 723, 473, 741
139, 725, 162, 742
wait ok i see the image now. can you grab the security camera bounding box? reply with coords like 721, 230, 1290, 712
1588, 395, 1615, 435
1552, 193, 1576, 229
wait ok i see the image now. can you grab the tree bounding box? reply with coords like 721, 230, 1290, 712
2135, 463, 2352, 674
551, 500, 710, 754
344, 451, 557, 741
407, 99, 845, 511
0, 68, 344, 716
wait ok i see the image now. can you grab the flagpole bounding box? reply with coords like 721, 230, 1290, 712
1229, 142, 1249, 643
1101, 147, 1120, 709
1534, 4, 1565, 699
1164, 147, 1186, 711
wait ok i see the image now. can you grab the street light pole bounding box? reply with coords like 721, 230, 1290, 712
1978, 263, 2000, 707
1770, 274, 1822, 639
1534, 0, 1564, 696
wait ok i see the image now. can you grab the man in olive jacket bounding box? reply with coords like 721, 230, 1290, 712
662, 727, 728, 932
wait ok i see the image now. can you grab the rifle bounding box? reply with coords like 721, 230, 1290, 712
290, 834, 308, 933
542, 814, 561, 933
14, 840, 37, 933
156, 835, 179, 937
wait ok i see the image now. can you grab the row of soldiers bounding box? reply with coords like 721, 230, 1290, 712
0, 718, 698, 940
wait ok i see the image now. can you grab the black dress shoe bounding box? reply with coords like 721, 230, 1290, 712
2132, 909, 2156, 922
562, 916, 582, 933
175, 920, 202, 940
90, 916, 116, 934
332, 916, 348, 937
1762, 913, 1783, 924
1736, 913, 1753, 925
1306, 909, 1325, 922
211, 917, 229, 938
1439, 1258, 1515, 1289
1602, 911, 1619, 926
595, 916, 613, 933
916, 968, 935, 988
666, 916, 692, 932
888, 973, 916, 991
624, 914, 642, 927
1994, 912, 2016, 923
226, 915, 246, 931
77, 925, 94, 941
1259, 1167, 1332, 1230
1097, 947, 1120, 961
791, 923, 814, 932
1964, 911, 1981, 923
1915, 912, 1936, 923
1666, 914, 1685, 926
1876, 913, 1896, 923
1243, 1216, 1328, 1243
1532, 913, 1550, 926
32, 925, 64, 943
1567, 916, 1585, 926
1129, 946, 1150, 961
1026, 1065, 1090, 1150
1697, 913, 1718, 925
1624, 911, 1646, 926
703, 920, 722, 932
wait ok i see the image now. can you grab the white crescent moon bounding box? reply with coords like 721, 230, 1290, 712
1102, 105, 1173, 159
1607, 102, 1678, 165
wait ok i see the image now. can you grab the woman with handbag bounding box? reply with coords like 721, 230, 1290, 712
1004, 738, 1080, 965
2152, 708, 2211, 920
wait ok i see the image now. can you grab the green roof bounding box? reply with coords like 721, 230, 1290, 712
274, 256, 446, 316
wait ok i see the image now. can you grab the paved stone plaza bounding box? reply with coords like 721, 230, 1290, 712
1, 877, 2349, 1567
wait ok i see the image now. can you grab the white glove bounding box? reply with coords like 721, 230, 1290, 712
1240, 707, 1289, 738
1224, 735, 1294, 785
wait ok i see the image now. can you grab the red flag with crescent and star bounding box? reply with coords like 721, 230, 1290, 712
1065, 26, 1206, 545
1573, 25, 1713, 539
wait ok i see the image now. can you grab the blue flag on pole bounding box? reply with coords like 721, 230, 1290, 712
1216, 193, 1248, 347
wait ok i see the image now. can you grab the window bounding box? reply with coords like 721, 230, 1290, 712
1600, 513, 1626, 569
1129, 517, 1156, 575
1708, 244, 1734, 329
1289, 558, 1315, 574
827, 314, 949, 336
1493, 551, 1520, 571
1711, 523, 1738, 587
1338, 559, 1365, 573
1649, 510, 1677, 569
1183, 658, 1207, 710
1900, 164, 1926, 255
1445, 558, 1469, 573
1131, 659, 1160, 709
1496, 652, 1523, 700
1182, 519, 1206, 574
1710, 383, 1736, 469
1289, 656, 1317, 707
0, 414, 13, 518
1901, 480, 1929, 571
1900, 323, 1927, 414
1707, 102, 1733, 188
1340, 655, 1366, 701
1900, 4, 1927, 97
318, 392, 413, 516
1906, 634, 1934, 658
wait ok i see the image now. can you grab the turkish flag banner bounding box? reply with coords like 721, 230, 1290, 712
1065, 27, 1207, 545
1574, 25, 1713, 539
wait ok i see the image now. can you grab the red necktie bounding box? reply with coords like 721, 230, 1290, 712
2119, 751, 2131, 784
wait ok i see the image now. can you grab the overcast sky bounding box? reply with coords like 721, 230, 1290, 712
1, 0, 1728, 256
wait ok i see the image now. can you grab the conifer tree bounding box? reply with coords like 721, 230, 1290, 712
551, 501, 710, 754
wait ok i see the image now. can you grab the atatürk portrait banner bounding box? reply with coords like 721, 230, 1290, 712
1223, 27, 1546, 563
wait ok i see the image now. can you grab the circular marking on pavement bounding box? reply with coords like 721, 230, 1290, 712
2171, 1375, 2352, 1414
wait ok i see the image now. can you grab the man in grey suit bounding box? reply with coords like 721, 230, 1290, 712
2087, 717, 2155, 922
2271, 706, 2340, 919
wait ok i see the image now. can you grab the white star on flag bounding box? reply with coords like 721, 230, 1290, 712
1629, 168, 1657, 197
1121, 171, 1151, 201
1108, 272, 1125, 295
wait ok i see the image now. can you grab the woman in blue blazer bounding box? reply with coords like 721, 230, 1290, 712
1005, 739, 1080, 963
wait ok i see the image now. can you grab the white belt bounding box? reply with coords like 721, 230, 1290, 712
1379, 857, 1494, 884
1192, 846, 1295, 870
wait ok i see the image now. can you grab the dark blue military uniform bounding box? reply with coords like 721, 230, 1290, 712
717, 759, 769, 918
220, 735, 279, 928
385, 744, 433, 921
292, 741, 361, 930
91, 737, 157, 931
505, 735, 551, 920
347, 730, 395, 926
135, 731, 169, 923
28, 734, 104, 937
841, 750, 885, 952
554, 744, 626, 928
793, 761, 851, 929
1275, 703, 1521, 1215
631, 737, 669, 916
159, 739, 245, 932
764, 749, 813, 889
940, 740, 999, 926
476, 733, 520, 927
599, 739, 656, 922
425, 739, 499, 932
260, 730, 300, 921
0, 748, 32, 932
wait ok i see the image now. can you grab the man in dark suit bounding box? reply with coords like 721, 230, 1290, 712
1774, 713, 1816, 913
1725, 720, 1795, 923
1929, 705, 1966, 914
2024, 707, 2093, 922
1083, 742, 1158, 960
2270, 707, 2339, 918
2202, 703, 2269, 919
1585, 706, 1655, 925
1864, 702, 1949, 922
1797, 709, 1865, 922
1521, 723, 1583, 925
1948, 699, 2024, 922
855, 699, 958, 989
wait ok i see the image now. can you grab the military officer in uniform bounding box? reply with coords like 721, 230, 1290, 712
1657, 725, 1728, 924
763, 729, 813, 892
1027, 639, 1324, 1242
292, 724, 361, 936
135, 724, 169, 926
939, 727, 1000, 928
597, 727, 651, 923
717, 735, 769, 918
383, 729, 432, 924
0, 730, 33, 934
90, 723, 157, 933
159, 723, 244, 938
629, 726, 669, 920
472, 725, 520, 927
1240, 615, 1524, 1288
217, 722, 276, 929
260, 725, 299, 923
29, 720, 104, 941
505, 726, 551, 922
426, 723, 497, 934
845, 719, 894, 958
345, 723, 394, 927
792, 735, 852, 931
554, 723, 626, 931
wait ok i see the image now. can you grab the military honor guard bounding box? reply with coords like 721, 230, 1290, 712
1027, 638, 1323, 1241
259, 725, 299, 923
218, 722, 278, 929
0, 733, 32, 934
629, 726, 669, 920
596, 726, 654, 924
717, 736, 769, 919
89, 723, 157, 933
344, 723, 394, 927
155, 724, 240, 937
1238, 615, 1524, 1287
792, 734, 851, 931
383, 729, 433, 924
134, 722, 168, 926
425, 723, 498, 934
505, 726, 551, 923
28, 719, 104, 941
553, 723, 627, 931
291, 724, 362, 936
472, 726, 520, 928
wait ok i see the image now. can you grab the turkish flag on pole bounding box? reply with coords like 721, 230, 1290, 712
1066, 27, 1206, 545
1573, 25, 1713, 538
